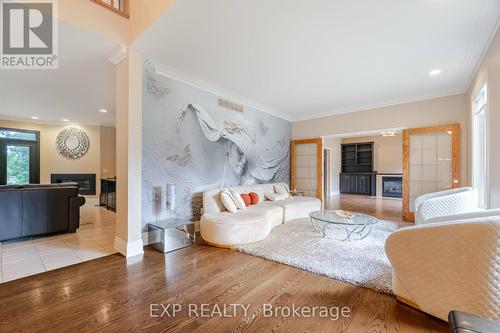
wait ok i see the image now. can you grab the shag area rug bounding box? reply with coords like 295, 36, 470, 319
235, 218, 407, 294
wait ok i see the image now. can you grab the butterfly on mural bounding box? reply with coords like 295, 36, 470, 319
167, 144, 192, 167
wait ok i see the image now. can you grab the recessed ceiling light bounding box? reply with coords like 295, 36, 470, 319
62, 119, 69, 122
31, 116, 39, 120
429, 69, 441, 76
99, 109, 107, 113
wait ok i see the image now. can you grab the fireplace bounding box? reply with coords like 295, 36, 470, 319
382, 176, 402, 198
51, 174, 96, 195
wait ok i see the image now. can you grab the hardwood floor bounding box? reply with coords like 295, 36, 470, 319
0, 245, 447, 332
325, 194, 403, 222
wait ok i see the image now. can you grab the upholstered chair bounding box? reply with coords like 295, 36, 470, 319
386, 210, 500, 322
414, 187, 482, 224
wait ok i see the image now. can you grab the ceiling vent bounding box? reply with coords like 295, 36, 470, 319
218, 98, 244, 113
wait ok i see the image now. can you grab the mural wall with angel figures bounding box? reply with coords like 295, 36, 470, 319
142, 63, 291, 229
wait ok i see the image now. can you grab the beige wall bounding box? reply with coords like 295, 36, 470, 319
100, 126, 116, 178
129, 0, 175, 42
292, 94, 468, 186
60, 0, 175, 45
342, 134, 403, 174
467, 27, 500, 208
0, 119, 116, 200
60, 0, 130, 44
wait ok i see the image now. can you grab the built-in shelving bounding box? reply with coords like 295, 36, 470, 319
340, 142, 376, 196
341, 142, 374, 173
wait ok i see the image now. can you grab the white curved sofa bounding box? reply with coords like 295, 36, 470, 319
200, 183, 321, 247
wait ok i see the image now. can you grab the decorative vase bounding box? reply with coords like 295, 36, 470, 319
166, 183, 176, 216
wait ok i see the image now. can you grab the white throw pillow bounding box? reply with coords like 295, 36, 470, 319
220, 190, 238, 213
274, 184, 291, 198
265, 192, 289, 201
229, 189, 246, 210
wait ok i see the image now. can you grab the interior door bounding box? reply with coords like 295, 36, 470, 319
402, 124, 460, 221
291, 138, 323, 200
0, 141, 40, 185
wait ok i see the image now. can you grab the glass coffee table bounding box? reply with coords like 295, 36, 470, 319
309, 210, 378, 241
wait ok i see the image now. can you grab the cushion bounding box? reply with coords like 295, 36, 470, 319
274, 184, 291, 198
240, 193, 251, 207
230, 189, 246, 210
220, 190, 237, 213
265, 192, 289, 201
249, 192, 259, 205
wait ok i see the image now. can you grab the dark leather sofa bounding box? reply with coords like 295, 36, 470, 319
0, 183, 86, 242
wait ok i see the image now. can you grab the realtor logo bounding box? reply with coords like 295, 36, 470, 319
1, 0, 58, 69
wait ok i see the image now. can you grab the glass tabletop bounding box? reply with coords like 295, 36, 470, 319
309, 210, 378, 226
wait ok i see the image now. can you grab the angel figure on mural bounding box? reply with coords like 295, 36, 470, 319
177, 103, 288, 192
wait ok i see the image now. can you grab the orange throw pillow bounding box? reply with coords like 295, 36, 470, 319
240, 193, 251, 207
249, 192, 259, 205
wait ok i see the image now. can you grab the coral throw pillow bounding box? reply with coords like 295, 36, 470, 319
249, 192, 259, 205
240, 193, 251, 207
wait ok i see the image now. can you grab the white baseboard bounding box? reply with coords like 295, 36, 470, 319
114, 236, 144, 257
330, 190, 340, 196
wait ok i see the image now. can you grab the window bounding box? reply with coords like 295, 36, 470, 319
90, 0, 129, 18
472, 83, 488, 208
0, 128, 40, 185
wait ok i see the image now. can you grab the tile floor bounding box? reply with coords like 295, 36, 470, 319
0, 205, 116, 283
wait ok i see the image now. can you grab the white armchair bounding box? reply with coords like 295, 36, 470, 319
414, 187, 482, 224
386, 210, 500, 322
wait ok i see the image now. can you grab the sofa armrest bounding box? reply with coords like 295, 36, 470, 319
414, 187, 472, 212
68, 196, 86, 232
415, 190, 479, 224
385, 218, 500, 322
426, 209, 500, 224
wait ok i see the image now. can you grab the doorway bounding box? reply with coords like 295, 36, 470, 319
290, 138, 323, 199
0, 128, 40, 185
323, 148, 330, 199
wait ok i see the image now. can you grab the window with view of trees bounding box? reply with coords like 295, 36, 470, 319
6, 145, 30, 184
0, 128, 40, 185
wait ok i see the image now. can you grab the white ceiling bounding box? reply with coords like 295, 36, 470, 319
0, 22, 117, 126
133, 0, 500, 121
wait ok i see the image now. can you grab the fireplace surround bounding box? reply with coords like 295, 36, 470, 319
382, 176, 402, 198
51, 174, 96, 195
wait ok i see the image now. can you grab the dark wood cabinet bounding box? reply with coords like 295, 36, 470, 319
340, 142, 376, 195
100, 178, 116, 211
356, 175, 371, 195
340, 173, 375, 195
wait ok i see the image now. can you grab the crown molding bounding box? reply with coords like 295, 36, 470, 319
460, 0, 500, 91
462, 1, 500, 93
107, 45, 128, 66
146, 59, 292, 122
291, 90, 466, 122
